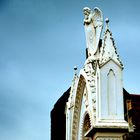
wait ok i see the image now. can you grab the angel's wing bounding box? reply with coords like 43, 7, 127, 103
93, 7, 103, 22
92, 7, 103, 54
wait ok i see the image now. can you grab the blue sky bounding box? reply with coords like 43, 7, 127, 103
0, 0, 140, 140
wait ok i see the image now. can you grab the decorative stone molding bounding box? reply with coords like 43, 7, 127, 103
66, 70, 79, 140
99, 25, 123, 68
71, 71, 97, 140
93, 132, 125, 140
67, 73, 79, 109
82, 57, 99, 122
72, 75, 86, 140
83, 88, 89, 108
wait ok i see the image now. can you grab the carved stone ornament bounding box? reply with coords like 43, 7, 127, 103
83, 7, 103, 56
82, 59, 97, 123
83, 88, 89, 108
99, 24, 123, 68
71, 76, 86, 140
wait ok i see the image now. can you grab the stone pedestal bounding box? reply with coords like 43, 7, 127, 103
93, 132, 125, 140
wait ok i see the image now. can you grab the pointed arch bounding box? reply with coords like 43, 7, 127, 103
81, 112, 92, 140
71, 66, 96, 140
71, 75, 86, 140
107, 69, 117, 117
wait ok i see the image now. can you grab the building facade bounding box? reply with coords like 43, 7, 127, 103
51, 7, 140, 140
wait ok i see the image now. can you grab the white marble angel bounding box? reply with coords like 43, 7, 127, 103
83, 7, 103, 56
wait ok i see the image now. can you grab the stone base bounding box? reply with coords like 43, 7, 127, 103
95, 119, 128, 129
85, 125, 128, 139
93, 132, 125, 140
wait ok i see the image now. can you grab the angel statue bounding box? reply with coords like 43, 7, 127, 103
83, 7, 103, 57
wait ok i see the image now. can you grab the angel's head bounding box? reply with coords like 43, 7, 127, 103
83, 7, 91, 16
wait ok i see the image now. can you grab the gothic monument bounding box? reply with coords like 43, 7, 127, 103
51, 7, 140, 140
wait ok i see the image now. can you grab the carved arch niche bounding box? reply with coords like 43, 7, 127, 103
82, 113, 91, 140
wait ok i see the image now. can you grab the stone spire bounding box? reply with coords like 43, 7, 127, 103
99, 18, 123, 68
